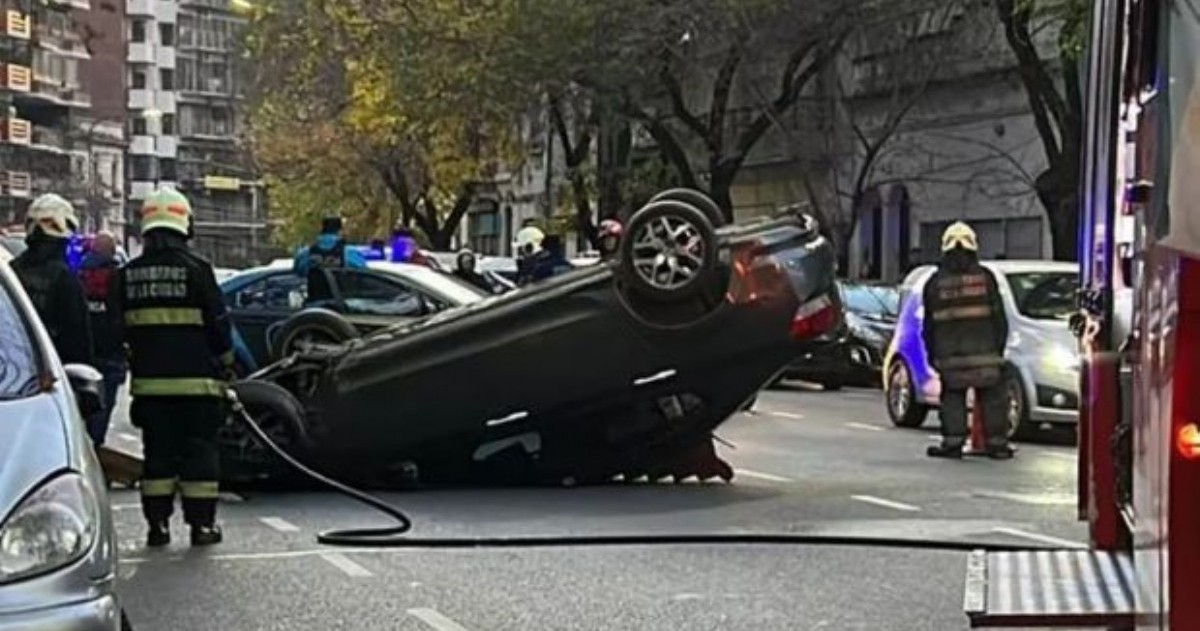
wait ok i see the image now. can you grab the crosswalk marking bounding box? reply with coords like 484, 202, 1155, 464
734, 468, 793, 483
320, 552, 373, 577
408, 608, 471, 631
851, 494, 921, 512
846, 422, 883, 432
259, 517, 300, 532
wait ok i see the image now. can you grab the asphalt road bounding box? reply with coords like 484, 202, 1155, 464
110, 382, 1082, 631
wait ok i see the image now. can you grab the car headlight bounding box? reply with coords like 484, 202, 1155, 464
1042, 344, 1080, 373
0, 473, 99, 584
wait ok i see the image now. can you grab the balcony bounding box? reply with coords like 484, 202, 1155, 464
155, 90, 177, 114
1, 118, 31, 145
127, 0, 153, 16
2, 171, 33, 198
130, 134, 155, 155
156, 135, 178, 158
5, 10, 30, 39
128, 88, 153, 109
2, 63, 31, 92
129, 180, 156, 200
29, 125, 69, 153
157, 46, 176, 69
127, 42, 154, 64
155, 0, 178, 23
26, 79, 91, 108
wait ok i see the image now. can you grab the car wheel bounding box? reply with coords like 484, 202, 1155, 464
886, 360, 929, 428
648, 188, 728, 227
1005, 372, 1030, 439
619, 200, 718, 303
270, 308, 360, 363
219, 380, 310, 483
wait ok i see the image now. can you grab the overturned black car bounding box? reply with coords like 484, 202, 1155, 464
221, 190, 840, 486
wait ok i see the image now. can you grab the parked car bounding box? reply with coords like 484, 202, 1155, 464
223, 192, 841, 486
213, 267, 240, 283
777, 280, 899, 389
882, 260, 1081, 437
0, 234, 24, 260
0, 258, 121, 630
222, 259, 488, 371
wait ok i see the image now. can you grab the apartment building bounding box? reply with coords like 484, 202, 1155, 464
125, 0, 265, 265
0, 0, 100, 228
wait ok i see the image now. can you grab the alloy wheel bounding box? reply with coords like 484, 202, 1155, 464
630, 215, 707, 291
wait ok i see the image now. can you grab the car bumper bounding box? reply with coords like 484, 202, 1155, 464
784, 339, 883, 381
0, 594, 120, 631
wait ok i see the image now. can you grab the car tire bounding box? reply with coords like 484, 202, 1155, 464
220, 380, 311, 483
648, 188, 728, 227
270, 308, 359, 363
1005, 370, 1031, 439
619, 200, 719, 303
886, 359, 929, 428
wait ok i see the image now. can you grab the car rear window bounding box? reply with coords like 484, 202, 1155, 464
0, 278, 40, 400
1005, 272, 1079, 320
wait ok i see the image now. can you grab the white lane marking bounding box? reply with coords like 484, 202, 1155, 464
973, 490, 1076, 506
111, 503, 141, 511
117, 432, 139, 442
1042, 452, 1077, 462
408, 608, 470, 631
320, 552, 373, 577
259, 517, 300, 533
734, 468, 793, 483
990, 527, 1086, 548
851, 495, 921, 512
846, 422, 883, 432
763, 410, 804, 420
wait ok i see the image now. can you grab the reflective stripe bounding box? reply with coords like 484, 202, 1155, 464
219, 350, 235, 367
141, 478, 177, 497
179, 480, 219, 499
131, 377, 227, 397
931, 304, 993, 322
124, 307, 204, 327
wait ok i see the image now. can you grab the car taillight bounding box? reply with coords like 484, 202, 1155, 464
790, 294, 838, 340
1177, 423, 1200, 460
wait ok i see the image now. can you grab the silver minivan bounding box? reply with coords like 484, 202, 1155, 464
0, 259, 120, 630
883, 260, 1080, 436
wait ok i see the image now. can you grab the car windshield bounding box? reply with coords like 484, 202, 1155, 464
1006, 271, 1079, 320
1, 236, 26, 258
390, 265, 489, 305
0, 277, 40, 400
841, 283, 899, 316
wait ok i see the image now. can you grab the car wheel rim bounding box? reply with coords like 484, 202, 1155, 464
1007, 381, 1023, 436
630, 215, 706, 291
218, 407, 292, 469
889, 366, 910, 417
293, 329, 338, 353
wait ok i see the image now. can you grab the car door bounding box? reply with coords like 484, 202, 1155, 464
226, 271, 307, 366
328, 269, 434, 333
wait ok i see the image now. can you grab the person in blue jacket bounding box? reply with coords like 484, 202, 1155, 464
292, 216, 365, 302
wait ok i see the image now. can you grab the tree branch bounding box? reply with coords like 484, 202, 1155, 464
660, 53, 712, 148
995, 0, 1066, 163
707, 46, 743, 155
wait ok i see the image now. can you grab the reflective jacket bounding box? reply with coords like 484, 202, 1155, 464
921, 263, 1009, 389
12, 237, 95, 367
114, 237, 234, 398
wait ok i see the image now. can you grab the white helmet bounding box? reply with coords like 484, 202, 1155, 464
515, 226, 545, 257
941, 221, 978, 253
26, 193, 79, 239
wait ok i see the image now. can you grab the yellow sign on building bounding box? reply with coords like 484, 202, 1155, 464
203, 175, 241, 191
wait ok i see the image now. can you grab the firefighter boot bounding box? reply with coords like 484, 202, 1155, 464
141, 495, 174, 548
146, 522, 171, 548
926, 441, 965, 459
183, 497, 222, 546
190, 524, 224, 546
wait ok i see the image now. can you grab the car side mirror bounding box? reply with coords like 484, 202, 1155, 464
64, 363, 104, 417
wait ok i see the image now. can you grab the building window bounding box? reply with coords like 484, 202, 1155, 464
130, 156, 157, 182
159, 159, 177, 181
161, 113, 176, 135
177, 14, 194, 47
132, 117, 147, 135
131, 20, 146, 43
212, 107, 229, 135
159, 23, 175, 47
131, 70, 147, 89
159, 68, 175, 90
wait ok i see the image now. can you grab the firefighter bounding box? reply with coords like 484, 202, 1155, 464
922, 221, 1014, 460
114, 187, 234, 547
11, 193, 94, 367
292, 216, 366, 302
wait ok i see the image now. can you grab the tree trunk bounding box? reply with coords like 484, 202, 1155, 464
1036, 169, 1079, 262
709, 160, 738, 224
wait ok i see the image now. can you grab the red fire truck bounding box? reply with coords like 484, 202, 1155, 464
963, 0, 1199, 628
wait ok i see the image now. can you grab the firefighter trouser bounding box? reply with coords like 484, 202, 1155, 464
938, 383, 1009, 449
132, 396, 224, 527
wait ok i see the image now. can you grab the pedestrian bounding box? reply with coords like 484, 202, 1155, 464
453, 248, 493, 292
11, 193, 94, 367
293, 215, 365, 302
78, 230, 127, 447
597, 219, 623, 259
923, 221, 1014, 460
113, 186, 236, 547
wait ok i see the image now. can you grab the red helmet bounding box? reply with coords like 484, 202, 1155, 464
599, 219, 622, 237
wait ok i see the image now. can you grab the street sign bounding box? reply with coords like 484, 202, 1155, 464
203, 175, 241, 191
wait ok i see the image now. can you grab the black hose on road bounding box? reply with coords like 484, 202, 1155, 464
230, 392, 1062, 553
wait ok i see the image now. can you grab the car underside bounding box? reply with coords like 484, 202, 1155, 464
219, 192, 840, 487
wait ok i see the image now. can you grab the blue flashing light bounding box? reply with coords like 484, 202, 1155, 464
66, 234, 86, 273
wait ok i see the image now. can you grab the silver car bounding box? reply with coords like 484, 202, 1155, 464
883, 260, 1080, 436
0, 260, 121, 630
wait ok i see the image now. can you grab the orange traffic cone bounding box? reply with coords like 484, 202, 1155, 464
964, 388, 986, 456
